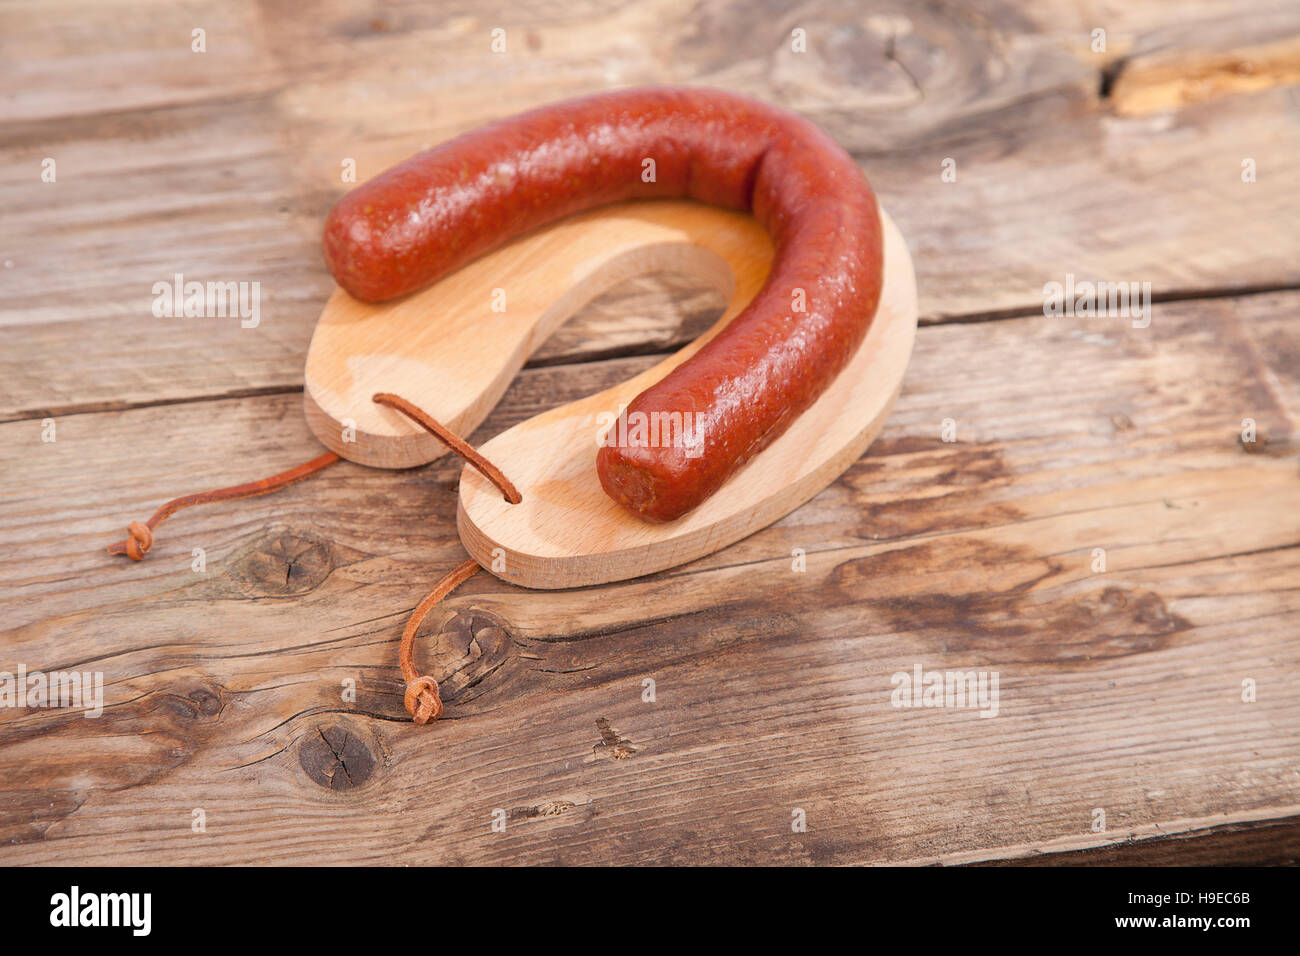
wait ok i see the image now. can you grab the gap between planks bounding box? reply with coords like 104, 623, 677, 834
7, 283, 1299, 426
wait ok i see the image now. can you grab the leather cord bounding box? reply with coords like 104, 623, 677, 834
373, 393, 521, 724
372, 392, 521, 503
107, 451, 342, 560
107, 393, 522, 727
399, 558, 483, 724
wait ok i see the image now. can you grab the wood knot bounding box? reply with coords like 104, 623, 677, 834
421, 609, 513, 705
1239, 433, 1268, 454
228, 528, 333, 596
160, 681, 225, 722
299, 722, 378, 791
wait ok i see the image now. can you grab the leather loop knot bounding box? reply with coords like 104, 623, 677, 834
404, 675, 444, 724
104, 394, 512, 732
107, 450, 341, 560
398, 558, 483, 726
124, 521, 153, 561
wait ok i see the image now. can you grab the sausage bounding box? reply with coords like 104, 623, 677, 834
322, 86, 883, 522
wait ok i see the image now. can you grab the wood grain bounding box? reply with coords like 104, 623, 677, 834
3, 0, 1300, 418
306, 198, 918, 588
979, 815, 1300, 866
1, 289, 1295, 864
2, 0, 1297, 866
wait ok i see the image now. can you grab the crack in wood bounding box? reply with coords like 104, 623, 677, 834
593, 717, 637, 760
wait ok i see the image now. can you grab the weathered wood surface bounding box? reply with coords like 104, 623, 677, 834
1, 0, 1298, 864
2, 289, 1296, 864
3, 0, 1300, 420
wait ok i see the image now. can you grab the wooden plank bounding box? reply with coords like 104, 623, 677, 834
3, 0, 1299, 418
1, 289, 1295, 863
985, 815, 1300, 866
0, 0, 282, 122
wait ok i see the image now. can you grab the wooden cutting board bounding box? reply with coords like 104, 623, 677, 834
304, 200, 917, 588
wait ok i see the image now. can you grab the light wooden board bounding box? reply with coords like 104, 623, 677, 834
306, 199, 916, 589
458, 210, 916, 588
304, 200, 776, 469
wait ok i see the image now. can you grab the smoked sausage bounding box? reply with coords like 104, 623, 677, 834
322, 86, 883, 522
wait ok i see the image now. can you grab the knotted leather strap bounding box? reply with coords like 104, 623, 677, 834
107, 451, 342, 559
107, 393, 520, 727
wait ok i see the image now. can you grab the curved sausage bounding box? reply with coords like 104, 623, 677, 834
323, 86, 883, 522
